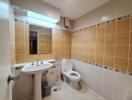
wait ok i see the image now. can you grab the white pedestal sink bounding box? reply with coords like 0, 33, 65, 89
21, 63, 53, 100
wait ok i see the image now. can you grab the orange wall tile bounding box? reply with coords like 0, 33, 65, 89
106, 21, 116, 34
97, 24, 105, 35
95, 55, 104, 65
104, 46, 115, 56
116, 32, 130, 46
129, 46, 132, 58
117, 17, 130, 33
130, 32, 132, 45
128, 59, 132, 73
115, 46, 129, 58
115, 57, 128, 72
105, 33, 115, 46
104, 56, 114, 68
95, 46, 104, 55
131, 17, 132, 31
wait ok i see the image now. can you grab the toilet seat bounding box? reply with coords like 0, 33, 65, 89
61, 59, 81, 82
65, 71, 81, 82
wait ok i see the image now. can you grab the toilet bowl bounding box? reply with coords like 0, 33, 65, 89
61, 59, 81, 90
64, 71, 81, 82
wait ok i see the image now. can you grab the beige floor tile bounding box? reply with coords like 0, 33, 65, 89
44, 82, 106, 100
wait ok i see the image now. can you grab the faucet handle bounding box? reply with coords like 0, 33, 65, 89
32, 62, 34, 65
41, 61, 43, 64
36, 60, 39, 66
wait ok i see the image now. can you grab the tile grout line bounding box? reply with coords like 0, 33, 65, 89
127, 16, 131, 74
123, 15, 131, 100
128, 16, 132, 74
102, 21, 107, 97
125, 16, 132, 100
111, 12, 119, 99
113, 18, 117, 71
24, 22, 26, 63
95, 25, 97, 66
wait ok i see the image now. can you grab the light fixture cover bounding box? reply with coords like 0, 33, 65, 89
27, 11, 59, 23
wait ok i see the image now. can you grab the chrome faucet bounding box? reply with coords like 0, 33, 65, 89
32, 62, 34, 65
41, 61, 43, 64
36, 60, 39, 66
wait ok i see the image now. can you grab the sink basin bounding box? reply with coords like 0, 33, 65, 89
21, 63, 53, 74
21, 62, 54, 100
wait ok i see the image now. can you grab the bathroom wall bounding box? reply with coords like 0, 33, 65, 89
52, 29, 71, 60
72, 59, 132, 100
71, 16, 132, 99
71, 0, 132, 100
72, 0, 132, 31
15, 22, 71, 63
71, 15, 132, 73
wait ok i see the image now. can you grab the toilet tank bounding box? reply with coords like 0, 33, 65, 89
61, 59, 73, 73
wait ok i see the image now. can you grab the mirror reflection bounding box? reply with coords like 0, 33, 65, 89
29, 24, 52, 54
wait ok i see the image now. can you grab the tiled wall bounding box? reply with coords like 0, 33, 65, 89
72, 59, 132, 100
71, 15, 132, 74
15, 22, 71, 63
52, 29, 71, 60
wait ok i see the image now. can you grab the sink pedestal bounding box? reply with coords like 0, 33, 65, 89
34, 73, 42, 100
21, 63, 54, 100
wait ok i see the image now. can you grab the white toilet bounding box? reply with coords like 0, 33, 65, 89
61, 59, 81, 90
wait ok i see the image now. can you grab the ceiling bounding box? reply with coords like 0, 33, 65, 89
42, 0, 110, 20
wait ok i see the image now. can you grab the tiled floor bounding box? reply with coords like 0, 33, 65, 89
44, 82, 106, 100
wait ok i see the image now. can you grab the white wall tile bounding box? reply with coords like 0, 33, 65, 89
113, 71, 127, 87
102, 79, 113, 100
126, 75, 132, 89
126, 88, 132, 100
92, 76, 103, 96
112, 83, 126, 100
103, 69, 114, 81
71, 59, 131, 100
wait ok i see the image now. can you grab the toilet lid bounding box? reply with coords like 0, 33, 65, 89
61, 59, 73, 73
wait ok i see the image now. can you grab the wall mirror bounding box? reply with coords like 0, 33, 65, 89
29, 24, 52, 54
12, 5, 52, 55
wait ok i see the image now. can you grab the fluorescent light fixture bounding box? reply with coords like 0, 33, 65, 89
27, 16, 56, 28
15, 15, 56, 28
27, 11, 59, 23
